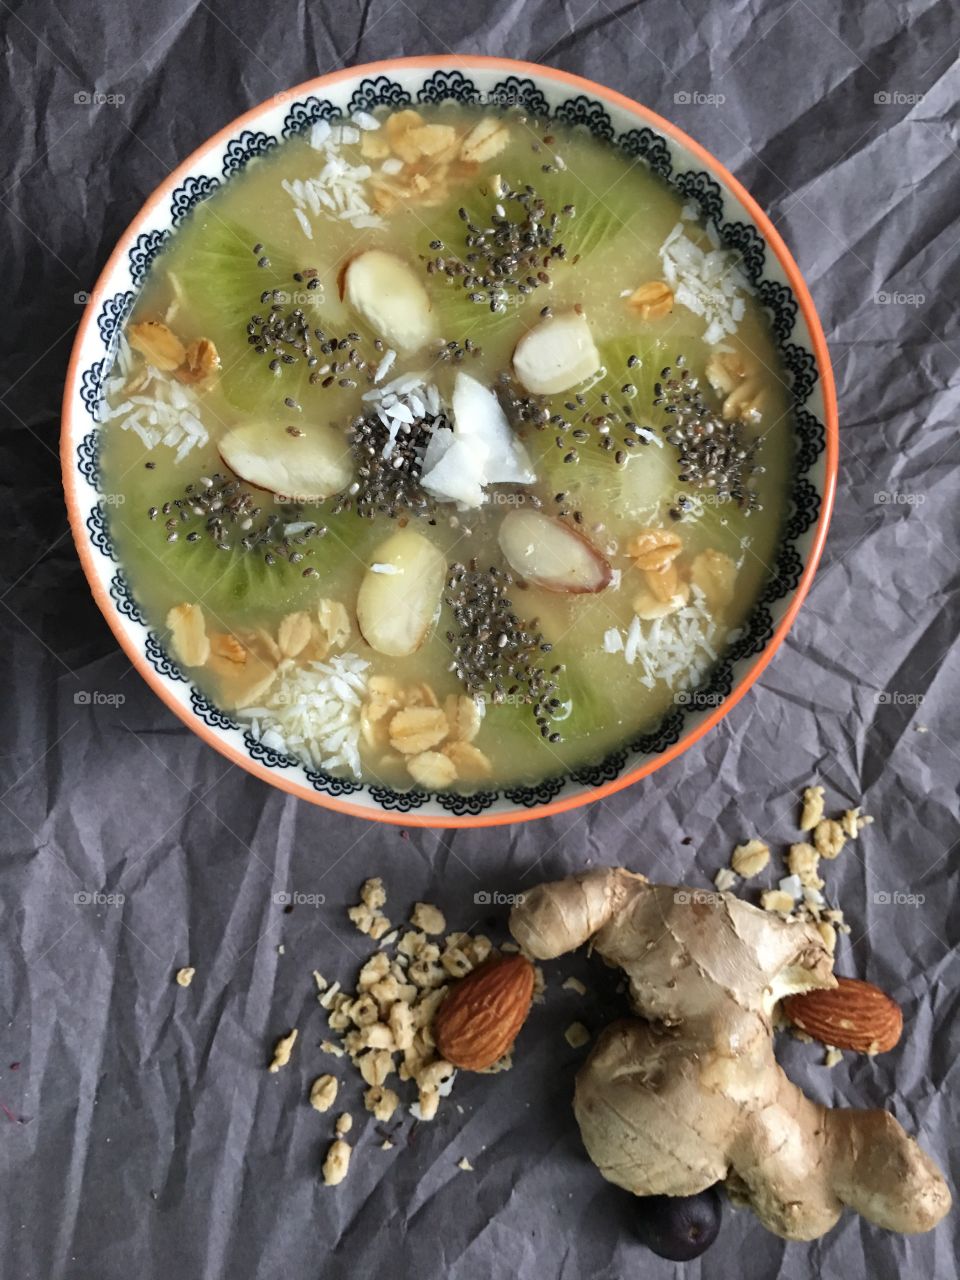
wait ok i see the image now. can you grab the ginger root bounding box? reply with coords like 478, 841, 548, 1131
510, 868, 951, 1242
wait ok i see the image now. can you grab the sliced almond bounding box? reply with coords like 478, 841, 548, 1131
460, 118, 510, 164
512, 309, 601, 396
341, 249, 435, 353
498, 510, 612, 594
128, 320, 186, 372
356, 529, 446, 657
219, 421, 352, 502
166, 603, 209, 667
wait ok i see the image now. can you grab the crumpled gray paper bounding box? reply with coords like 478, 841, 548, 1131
1, 1, 957, 1277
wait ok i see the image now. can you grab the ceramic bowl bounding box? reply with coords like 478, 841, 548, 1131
61, 55, 838, 826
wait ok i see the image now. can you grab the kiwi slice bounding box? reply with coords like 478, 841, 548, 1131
524, 336, 677, 531
113, 493, 377, 621
418, 166, 637, 353
171, 215, 348, 413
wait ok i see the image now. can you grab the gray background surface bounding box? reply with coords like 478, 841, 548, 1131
1, 2, 958, 1277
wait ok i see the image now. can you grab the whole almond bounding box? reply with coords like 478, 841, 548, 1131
434, 954, 535, 1070
783, 976, 903, 1054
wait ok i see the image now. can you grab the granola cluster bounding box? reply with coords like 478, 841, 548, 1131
311, 878, 525, 1185
360, 678, 492, 788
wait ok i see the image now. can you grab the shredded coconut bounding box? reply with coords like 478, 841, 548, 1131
284, 123, 385, 233
100, 336, 210, 462
236, 652, 370, 777
659, 222, 748, 346
605, 586, 719, 690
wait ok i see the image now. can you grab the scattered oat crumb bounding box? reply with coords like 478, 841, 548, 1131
335, 1113, 352, 1136
841, 807, 873, 838
361, 877, 387, 911
321, 1040, 345, 1058
322, 1138, 351, 1186
788, 842, 822, 887
175, 967, 195, 988
761, 889, 796, 915
500, 941, 520, 953
813, 818, 846, 859
457, 1157, 474, 1172
410, 902, 446, 935
381, 1139, 394, 1151
313, 971, 328, 993
731, 839, 770, 879
318, 980, 342, 1009
565, 1022, 591, 1048
365, 1085, 400, 1121
349, 878, 392, 939
791, 1026, 814, 1044
714, 867, 738, 893
562, 976, 587, 996
268, 1028, 298, 1073
800, 785, 825, 831
309, 1075, 338, 1113
277, 944, 285, 956
824, 1046, 843, 1068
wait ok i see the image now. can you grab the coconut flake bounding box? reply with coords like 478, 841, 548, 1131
104, 336, 209, 460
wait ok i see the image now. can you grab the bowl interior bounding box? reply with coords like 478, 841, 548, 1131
62, 57, 836, 826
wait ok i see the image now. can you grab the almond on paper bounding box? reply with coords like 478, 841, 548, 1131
434, 954, 535, 1071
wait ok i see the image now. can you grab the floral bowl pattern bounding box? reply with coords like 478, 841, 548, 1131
61, 56, 838, 827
